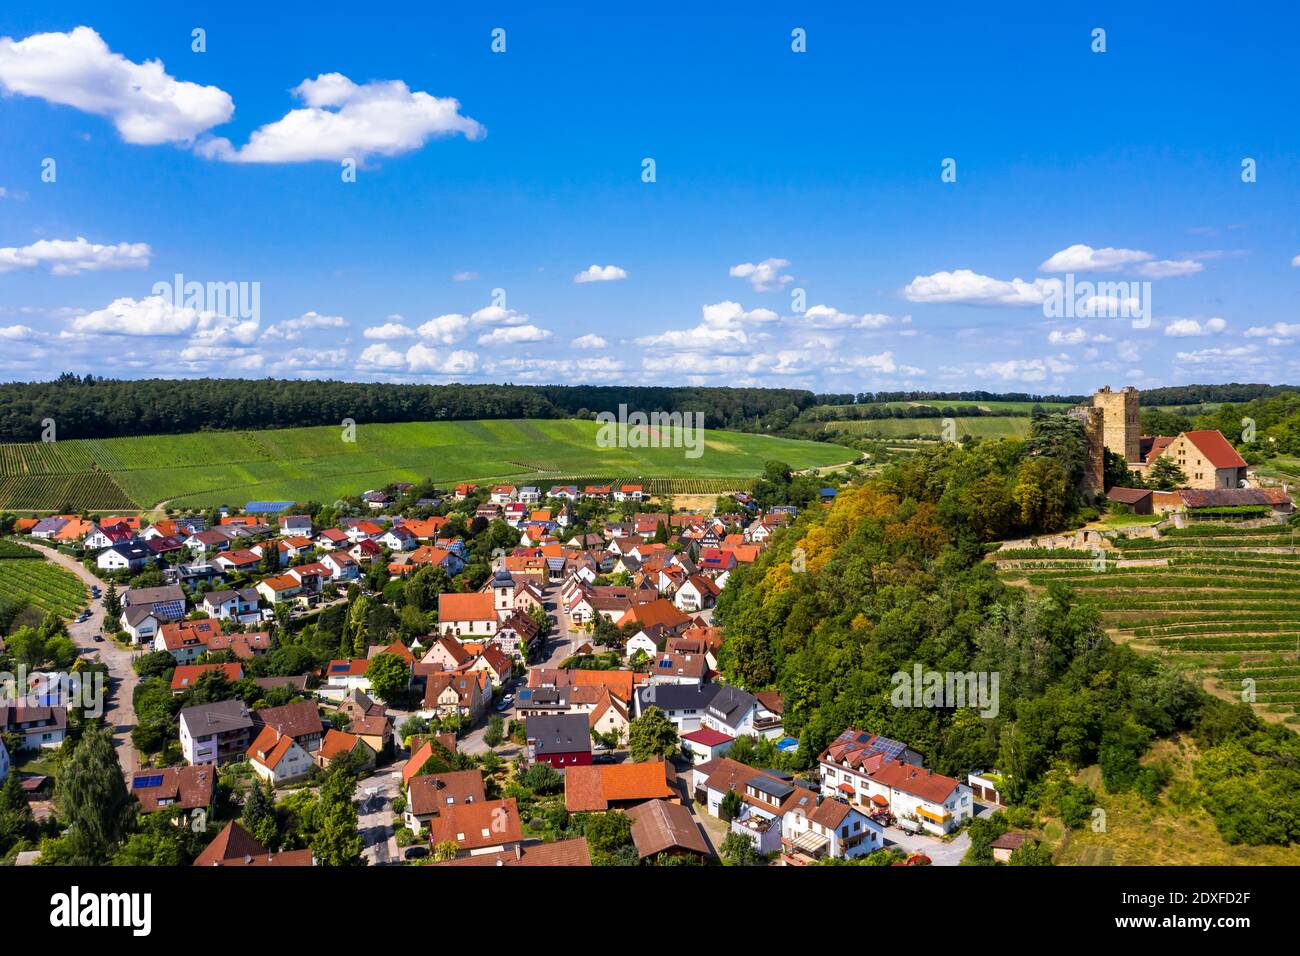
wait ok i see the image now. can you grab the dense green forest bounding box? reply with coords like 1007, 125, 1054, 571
0, 375, 819, 442
714, 430, 1300, 846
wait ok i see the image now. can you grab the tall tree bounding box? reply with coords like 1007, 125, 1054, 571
55, 723, 130, 864
628, 706, 678, 762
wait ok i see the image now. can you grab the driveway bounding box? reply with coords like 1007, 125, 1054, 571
34, 544, 139, 778
357, 768, 402, 865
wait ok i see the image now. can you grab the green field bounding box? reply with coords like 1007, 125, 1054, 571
804, 416, 1035, 440
822, 400, 1071, 414
0, 552, 86, 618
0, 418, 850, 511
994, 520, 1300, 722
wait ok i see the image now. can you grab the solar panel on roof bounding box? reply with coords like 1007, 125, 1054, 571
133, 774, 164, 789
330, 663, 350, 672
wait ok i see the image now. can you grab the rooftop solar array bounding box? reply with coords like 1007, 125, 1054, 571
132, 774, 164, 789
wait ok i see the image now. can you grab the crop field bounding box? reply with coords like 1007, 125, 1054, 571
806, 416, 1034, 440
0, 552, 86, 618
993, 519, 1300, 721
0, 418, 848, 512
822, 400, 1071, 414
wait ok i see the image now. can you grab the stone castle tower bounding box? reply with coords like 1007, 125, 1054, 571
1069, 405, 1105, 497
1093, 385, 1140, 465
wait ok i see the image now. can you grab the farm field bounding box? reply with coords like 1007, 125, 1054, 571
804, 416, 1034, 440
0, 418, 850, 512
821, 399, 1072, 414
0, 547, 87, 618
993, 519, 1300, 723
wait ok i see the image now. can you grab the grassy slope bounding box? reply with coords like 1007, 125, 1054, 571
0, 418, 850, 511
1052, 738, 1300, 865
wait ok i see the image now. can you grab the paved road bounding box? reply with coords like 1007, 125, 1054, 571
358, 768, 402, 865
36, 545, 139, 777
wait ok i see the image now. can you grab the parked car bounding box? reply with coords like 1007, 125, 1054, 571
91, 634, 104, 643
403, 846, 429, 860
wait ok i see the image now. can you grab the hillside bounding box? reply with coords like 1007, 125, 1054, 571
0, 417, 851, 512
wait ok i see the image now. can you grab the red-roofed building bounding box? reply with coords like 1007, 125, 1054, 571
1138, 429, 1249, 490
681, 726, 734, 764
818, 726, 972, 835
171, 663, 243, 694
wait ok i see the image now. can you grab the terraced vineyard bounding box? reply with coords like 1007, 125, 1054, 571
0, 418, 848, 512
993, 519, 1300, 722
0, 548, 87, 618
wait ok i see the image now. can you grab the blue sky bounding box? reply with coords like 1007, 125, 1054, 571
1, 2, 1297, 394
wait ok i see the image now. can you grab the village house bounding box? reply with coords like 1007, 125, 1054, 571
817, 727, 972, 835
323, 659, 372, 694
780, 786, 884, 864
256, 700, 325, 753
180, 700, 255, 766
427, 797, 522, 858
438, 591, 498, 640
564, 760, 678, 813
278, 515, 313, 536
680, 726, 735, 764
674, 574, 721, 613
650, 649, 709, 686
256, 574, 303, 605
404, 769, 486, 834
200, 587, 261, 624
0, 705, 68, 750
315, 729, 376, 772
155, 618, 226, 664
130, 766, 215, 826
97, 542, 153, 573
626, 799, 709, 860
170, 662, 243, 694
246, 725, 315, 785
420, 670, 490, 722
194, 821, 314, 867
634, 683, 722, 734
526, 714, 593, 768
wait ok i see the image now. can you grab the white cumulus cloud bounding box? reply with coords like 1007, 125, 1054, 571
261, 311, 346, 341
1040, 244, 1152, 273
730, 258, 792, 292
477, 324, 551, 346
573, 264, 628, 283
1163, 317, 1226, 337
197, 73, 483, 163
904, 269, 1060, 307
571, 334, 608, 349
0, 236, 150, 275
0, 26, 234, 145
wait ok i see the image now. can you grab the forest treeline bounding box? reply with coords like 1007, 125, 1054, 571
0, 375, 819, 442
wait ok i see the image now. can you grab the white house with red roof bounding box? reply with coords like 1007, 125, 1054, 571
817, 726, 971, 835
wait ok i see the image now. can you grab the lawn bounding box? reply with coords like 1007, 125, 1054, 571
0, 418, 851, 511
994, 518, 1300, 721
